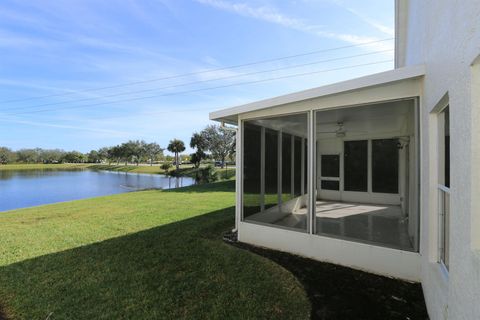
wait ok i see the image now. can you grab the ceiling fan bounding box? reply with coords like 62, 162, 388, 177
317, 121, 367, 138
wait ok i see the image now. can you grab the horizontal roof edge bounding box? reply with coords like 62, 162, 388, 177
210, 65, 425, 122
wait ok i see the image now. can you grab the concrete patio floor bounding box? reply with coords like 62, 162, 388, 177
273, 201, 414, 251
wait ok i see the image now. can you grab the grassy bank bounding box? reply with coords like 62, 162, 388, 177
0, 163, 90, 171
91, 164, 235, 180
0, 181, 309, 319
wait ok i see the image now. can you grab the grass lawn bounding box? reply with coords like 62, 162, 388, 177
0, 181, 309, 320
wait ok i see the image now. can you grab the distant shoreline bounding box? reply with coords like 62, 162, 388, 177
0, 163, 235, 180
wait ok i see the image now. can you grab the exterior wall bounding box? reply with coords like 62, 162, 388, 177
238, 221, 421, 281
398, 1, 480, 319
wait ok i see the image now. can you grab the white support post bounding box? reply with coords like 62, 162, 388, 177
260, 127, 265, 212
414, 97, 421, 253
301, 138, 305, 195
278, 131, 283, 212
291, 135, 295, 197
308, 110, 316, 234
368, 139, 372, 194
235, 119, 243, 231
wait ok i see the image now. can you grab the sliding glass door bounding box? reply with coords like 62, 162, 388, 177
342, 139, 400, 202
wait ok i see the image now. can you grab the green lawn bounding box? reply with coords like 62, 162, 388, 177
0, 181, 309, 320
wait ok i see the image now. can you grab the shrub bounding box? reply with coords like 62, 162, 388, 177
195, 165, 218, 184
160, 163, 172, 172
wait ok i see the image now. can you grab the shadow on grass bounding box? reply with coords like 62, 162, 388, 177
0, 206, 309, 320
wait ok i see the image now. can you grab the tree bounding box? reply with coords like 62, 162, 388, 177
200, 125, 236, 169
41, 149, 65, 163
0, 147, 15, 164
167, 139, 185, 171
16, 148, 41, 163
119, 141, 138, 165
87, 150, 101, 163
15, 148, 66, 163
110, 146, 122, 165
144, 142, 163, 166
190, 153, 202, 168
97, 147, 110, 164
190, 132, 207, 168
63, 151, 85, 163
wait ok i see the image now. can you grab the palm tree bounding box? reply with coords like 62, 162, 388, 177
167, 139, 185, 171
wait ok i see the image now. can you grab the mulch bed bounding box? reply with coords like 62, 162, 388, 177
228, 236, 428, 320
0, 305, 7, 320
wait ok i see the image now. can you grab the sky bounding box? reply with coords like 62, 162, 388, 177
0, 0, 394, 154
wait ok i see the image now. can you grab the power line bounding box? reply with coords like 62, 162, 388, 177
0, 38, 394, 104
1, 49, 393, 112
2, 59, 393, 117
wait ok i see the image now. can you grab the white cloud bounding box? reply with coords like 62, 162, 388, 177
196, 0, 393, 52
0, 117, 134, 137
339, 5, 394, 36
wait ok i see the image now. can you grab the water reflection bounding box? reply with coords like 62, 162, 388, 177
0, 169, 196, 212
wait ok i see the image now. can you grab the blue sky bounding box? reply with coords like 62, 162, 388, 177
0, 0, 394, 154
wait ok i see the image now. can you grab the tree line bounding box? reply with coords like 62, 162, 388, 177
0, 124, 236, 168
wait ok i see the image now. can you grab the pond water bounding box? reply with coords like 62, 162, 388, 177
0, 169, 196, 212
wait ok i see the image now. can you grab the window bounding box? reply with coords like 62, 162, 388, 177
321, 180, 340, 190
344, 140, 368, 192
372, 139, 399, 194
321, 155, 340, 177
320, 155, 340, 191
438, 106, 450, 270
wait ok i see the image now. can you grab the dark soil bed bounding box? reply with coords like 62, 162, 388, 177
229, 240, 428, 320
0, 305, 7, 320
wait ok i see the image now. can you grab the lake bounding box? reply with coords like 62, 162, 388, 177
0, 169, 196, 212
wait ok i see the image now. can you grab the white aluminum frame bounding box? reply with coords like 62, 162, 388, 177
436, 105, 450, 271
230, 75, 423, 281
240, 111, 311, 232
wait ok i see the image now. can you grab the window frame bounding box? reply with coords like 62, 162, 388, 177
319, 154, 341, 191
437, 104, 450, 271
240, 111, 311, 233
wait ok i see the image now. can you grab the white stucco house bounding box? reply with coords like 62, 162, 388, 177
210, 1, 480, 319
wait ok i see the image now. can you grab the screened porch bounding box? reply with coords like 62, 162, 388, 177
242, 99, 419, 252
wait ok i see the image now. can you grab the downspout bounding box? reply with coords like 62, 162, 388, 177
221, 121, 239, 235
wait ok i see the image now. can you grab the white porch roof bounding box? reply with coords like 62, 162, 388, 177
209, 65, 425, 124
